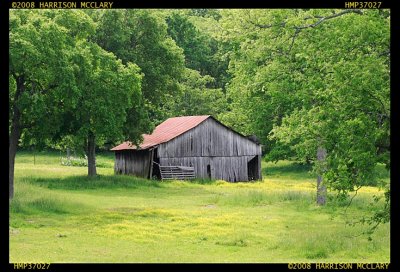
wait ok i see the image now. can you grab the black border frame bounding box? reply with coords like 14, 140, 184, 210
3, 0, 397, 271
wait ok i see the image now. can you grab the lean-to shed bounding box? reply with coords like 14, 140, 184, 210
111, 115, 262, 182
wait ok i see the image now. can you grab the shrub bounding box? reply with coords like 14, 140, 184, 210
61, 156, 88, 167
60, 156, 108, 168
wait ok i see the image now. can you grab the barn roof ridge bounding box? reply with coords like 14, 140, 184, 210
111, 115, 258, 151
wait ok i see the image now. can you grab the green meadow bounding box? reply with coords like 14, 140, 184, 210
9, 151, 390, 263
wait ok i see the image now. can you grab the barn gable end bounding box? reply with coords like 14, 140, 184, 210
157, 117, 260, 157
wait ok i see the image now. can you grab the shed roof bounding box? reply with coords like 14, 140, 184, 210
111, 115, 210, 151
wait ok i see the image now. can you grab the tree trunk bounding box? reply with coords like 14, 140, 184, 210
87, 131, 97, 177
9, 123, 20, 200
9, 76, 24, 200
316, 146, 327, 205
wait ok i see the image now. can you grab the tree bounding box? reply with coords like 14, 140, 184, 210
269, 10, 389, 205
163, 68, 227, 117
219, 9, 390, 211
94, 10, 185, 124
9, 10, 96, 199
9, 9, 146, 189
64, 42, 143, 176
176, 10, 232, 90
188, 9, 222, 20
166, 12, 214, 76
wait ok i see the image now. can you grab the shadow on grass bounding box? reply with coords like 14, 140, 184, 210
189, 178, 219, 185
263, 161, 313, 178
28, 174, 163, 190
11, 196, 72, 216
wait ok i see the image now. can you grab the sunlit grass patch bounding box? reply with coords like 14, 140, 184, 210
216, 237, 248, 247
97, 209, 181, 242
208, 189, 314, 207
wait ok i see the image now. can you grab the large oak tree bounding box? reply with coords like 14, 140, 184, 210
9, 10, 146, 198
9, 10, 89, 199
219, 9, 389, 212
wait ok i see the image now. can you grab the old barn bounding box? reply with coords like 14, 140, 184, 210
111, 115, 262, 182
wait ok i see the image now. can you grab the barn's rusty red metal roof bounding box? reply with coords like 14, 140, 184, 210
111, 115, 211, 151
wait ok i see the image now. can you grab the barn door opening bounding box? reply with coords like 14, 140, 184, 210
150, 148, 161, 179
206, 164, 211, 179
247, 156, 258, 181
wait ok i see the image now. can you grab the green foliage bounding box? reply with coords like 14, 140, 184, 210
65, 40, 144, 148
9, 10, 86, 146
216, 9, 390, 231
166, 12, 212, 73
350, 187, 390, 241
219, 9, 389, 202
163, 68, 227, 117
94, 10, 185, 123
10, 9, 149, 178
167, 10, 231, 90
189, 9, 222, 20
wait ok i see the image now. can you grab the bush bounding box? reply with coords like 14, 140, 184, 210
60, 156, 108, 168
61, 156, 88, 167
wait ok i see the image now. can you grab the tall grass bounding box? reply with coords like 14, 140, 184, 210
10, 181, 87, 216
26, 175, 162, 190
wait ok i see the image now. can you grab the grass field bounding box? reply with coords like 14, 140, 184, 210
9, 151, 390, 263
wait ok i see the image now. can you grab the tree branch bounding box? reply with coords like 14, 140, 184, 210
252, 21, 286, 29
287, 10, 364, 53
252, 10, 364, 54
251, 10, 363, 30
296, 10, 364, 30
345, 185, 362, 213
288, 29, 300, 53
27, 78, 59, 95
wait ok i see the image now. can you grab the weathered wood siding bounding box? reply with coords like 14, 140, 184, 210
157, 118, 262, 182
114, 150, 151, 178
160, 156, 258, 182
157, 118, 260, 157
